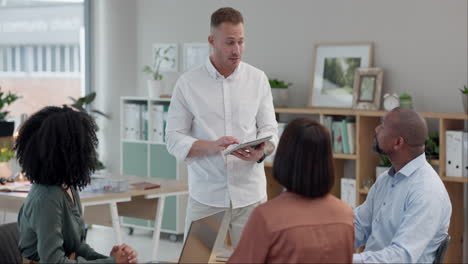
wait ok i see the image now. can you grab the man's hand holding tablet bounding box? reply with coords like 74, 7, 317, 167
223, 136, 272, 162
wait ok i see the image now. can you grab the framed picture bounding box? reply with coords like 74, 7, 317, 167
183, 43, 210, 72
152, 43, 178, 72
352, 67, 383, 110
308, 42, 374, 108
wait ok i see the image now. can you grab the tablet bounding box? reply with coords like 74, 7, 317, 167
222, 135, 272, 155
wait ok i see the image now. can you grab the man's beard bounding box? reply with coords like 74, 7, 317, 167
372, 135, 387, 155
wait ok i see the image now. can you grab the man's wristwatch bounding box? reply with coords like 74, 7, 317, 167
257, 150, 267, 163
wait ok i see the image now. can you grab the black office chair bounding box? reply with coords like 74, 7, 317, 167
433, 235, 451, 264
0, 222, 22, 264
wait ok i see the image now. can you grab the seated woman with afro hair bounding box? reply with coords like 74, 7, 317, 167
16, 106, 138, 263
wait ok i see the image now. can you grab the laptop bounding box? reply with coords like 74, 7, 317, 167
153, 210, 227, 264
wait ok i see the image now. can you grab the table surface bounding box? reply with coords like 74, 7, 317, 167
0, 174, 188, 203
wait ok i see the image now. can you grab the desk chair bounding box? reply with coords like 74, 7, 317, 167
433, 235, 451, 264
0, 222, 22, 264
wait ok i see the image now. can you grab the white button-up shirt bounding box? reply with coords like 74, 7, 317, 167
166, 58, 278, 208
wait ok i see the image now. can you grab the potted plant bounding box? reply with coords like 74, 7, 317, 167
399, 93, 413, 109
68, 92, 109, 170
0, 87, 20, 137
269, 79, 292, 107
425, 131, 439, 161
460, 85, 468, 114
143, 46, 175, 98
376, 154, 392, 179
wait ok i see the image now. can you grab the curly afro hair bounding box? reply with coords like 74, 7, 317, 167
14, 106, 99, 189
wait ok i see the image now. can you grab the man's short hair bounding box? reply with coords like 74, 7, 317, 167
210, 7, 244, 28
273, 117, 335, 198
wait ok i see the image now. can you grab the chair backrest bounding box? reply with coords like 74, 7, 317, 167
0, 222, 22, 264
433, 235, 451, 264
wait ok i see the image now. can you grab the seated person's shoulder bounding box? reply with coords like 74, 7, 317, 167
27, 185, 66, 205
325, 195, 354, 219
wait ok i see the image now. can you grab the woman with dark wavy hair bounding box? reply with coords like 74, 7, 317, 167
16, 106, 137, 263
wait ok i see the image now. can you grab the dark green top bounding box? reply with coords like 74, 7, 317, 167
18, 184, 116, 263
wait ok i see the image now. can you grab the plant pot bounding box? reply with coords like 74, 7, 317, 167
271, 88, 288, 107
376, 166, 390, 179
0, 121, 14, 137
147, 80, 164, 99
462, 93, 468, 114
399, 98, 413, 109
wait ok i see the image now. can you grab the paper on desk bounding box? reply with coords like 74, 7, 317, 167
0, 181, 31, 192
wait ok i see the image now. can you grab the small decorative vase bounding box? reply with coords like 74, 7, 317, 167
271, 88, 288, 107
462, 94, 468, 114
147, 80, 164, 99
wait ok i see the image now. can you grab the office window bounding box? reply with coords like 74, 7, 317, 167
0, 0, 88, 120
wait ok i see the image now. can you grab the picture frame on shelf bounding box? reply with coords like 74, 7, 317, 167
183, 43, 210, 72
308, 42, 374, 108
152, 43, 178, 72
352, 67, 383, 110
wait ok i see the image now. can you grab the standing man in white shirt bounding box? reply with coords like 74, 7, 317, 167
165, 7, 278, 247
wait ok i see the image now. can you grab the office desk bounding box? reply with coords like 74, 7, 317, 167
0, 175, 188, 260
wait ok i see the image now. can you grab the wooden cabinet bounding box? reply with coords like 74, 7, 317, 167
265, 107, 468, 263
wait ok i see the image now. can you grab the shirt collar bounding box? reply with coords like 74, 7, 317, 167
388, 152, 427, 178
205, 57, 242, 80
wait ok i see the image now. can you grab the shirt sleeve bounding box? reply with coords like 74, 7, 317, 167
228, 208, 271, 264
165, 76, 198, 161
356, 188, 449, 263
76, 243, 111, 261
32, 197, 115, 263
354, 180, 377, 249
255, 73, 278, 150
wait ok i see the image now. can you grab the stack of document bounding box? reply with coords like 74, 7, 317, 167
123, 103, 148, 141
446, 130, 468, 177
341, 178, 356, 208
150, 104, 168, 143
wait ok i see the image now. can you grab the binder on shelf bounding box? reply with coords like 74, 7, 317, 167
340, 178, 356, 208
446, 130, 464, 177
463, 132, 468, 178
124, 103, 140, 140
163, 105, 169, 143
347, 122, 356, 154
151, 105, 165, 143
123, 103, 131, 139
332, 121, 343, 153
321, 116, 333, 135
341, 119, 350, 154
140, 104, 149, 140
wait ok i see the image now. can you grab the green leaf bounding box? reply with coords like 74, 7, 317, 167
269, 78, 290, 89
71, 103, 85, 112
83, 92, 96, 104
143, 65, 153, 74
91, 109, 110, 119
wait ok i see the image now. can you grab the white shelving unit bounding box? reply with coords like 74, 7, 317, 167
119, 96, 187, 235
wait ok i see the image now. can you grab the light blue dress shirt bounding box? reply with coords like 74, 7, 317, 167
353, 153, 452, 263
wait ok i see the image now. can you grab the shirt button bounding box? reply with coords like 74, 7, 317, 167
391, 184, 395, 188
383, 202, 386, 206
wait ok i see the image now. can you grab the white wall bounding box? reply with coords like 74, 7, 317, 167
91, 0, 136, 173
93, 0, 467, 173
136, 0, 468, 112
